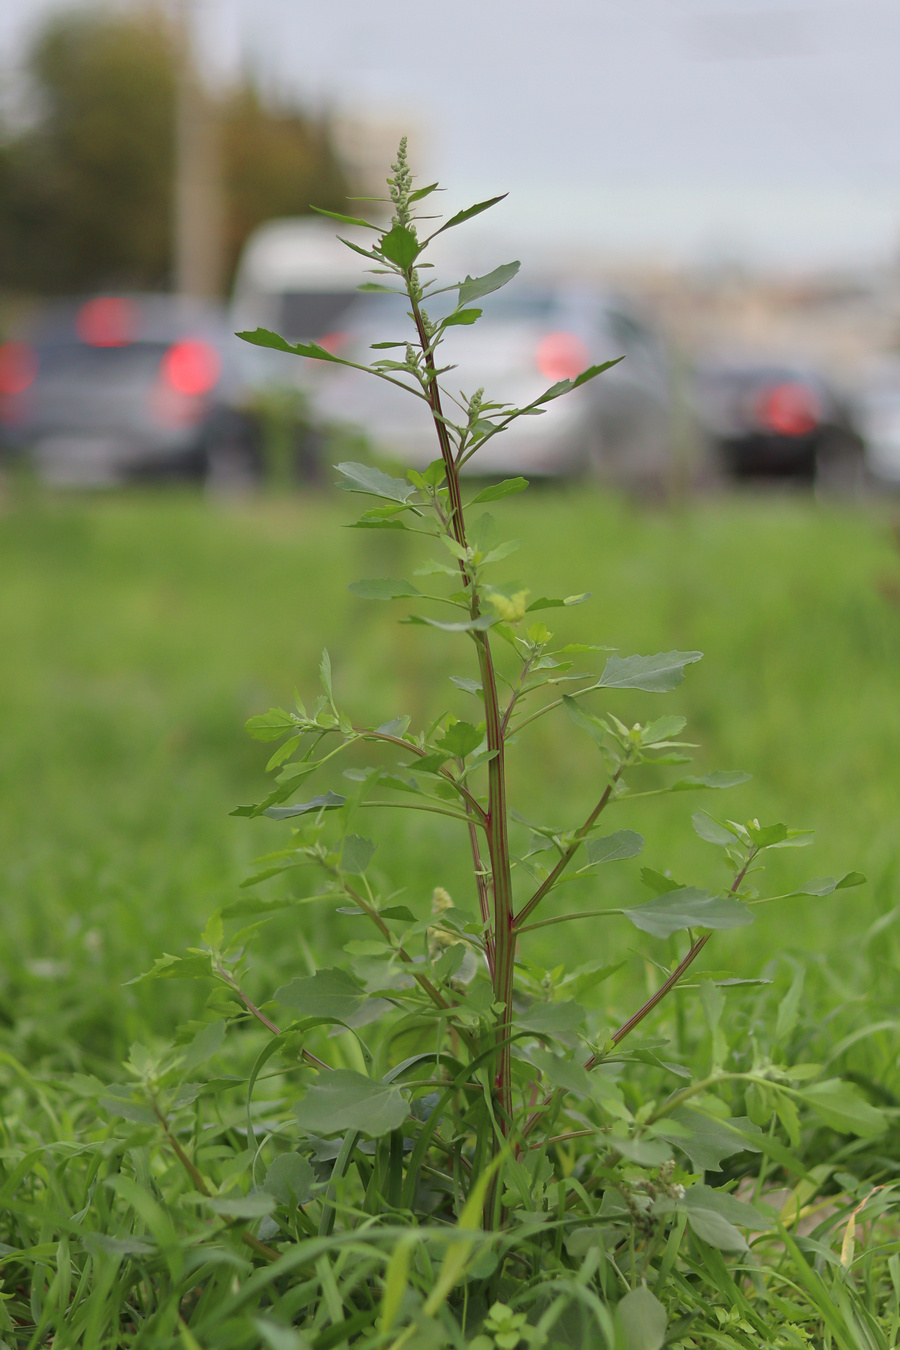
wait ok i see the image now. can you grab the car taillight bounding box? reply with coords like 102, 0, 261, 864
754, 382, 821, 437
536, 331, 590, 382
76, 296, 136, 347
0, 342, 38, 395
317, 331, 349, 354
160, 340, 220, 396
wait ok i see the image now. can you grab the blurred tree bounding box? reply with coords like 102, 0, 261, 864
0, 6, 350, 295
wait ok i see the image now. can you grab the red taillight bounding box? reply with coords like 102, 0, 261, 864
160, 340, 220, 396
754, 382, 821, 437
536, 331, 590, 382
76, 296, 136, 347
317, 331, 349, 355
0, 342, 38, 395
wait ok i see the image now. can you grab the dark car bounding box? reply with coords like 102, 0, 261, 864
693, 358, 863, 484
0, 294, 258, 487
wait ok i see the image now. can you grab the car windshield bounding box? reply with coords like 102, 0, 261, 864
277, 291, 367, 339
334, 288, 558, 333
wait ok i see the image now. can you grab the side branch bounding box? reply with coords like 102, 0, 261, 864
514, 769, 623, 928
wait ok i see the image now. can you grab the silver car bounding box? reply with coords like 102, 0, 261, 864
0, 294, 257, 487
313, 284, 672, 486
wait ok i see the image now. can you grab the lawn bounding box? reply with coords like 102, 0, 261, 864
3, 482, 900, 1347
1, 485, 898, 1062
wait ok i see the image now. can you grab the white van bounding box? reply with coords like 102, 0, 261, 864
230, 217, 375, 393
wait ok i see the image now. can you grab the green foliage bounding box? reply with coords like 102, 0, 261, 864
0, 143, 894, 1347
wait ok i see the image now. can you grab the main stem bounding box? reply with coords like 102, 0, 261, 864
409, 284, 515, 1219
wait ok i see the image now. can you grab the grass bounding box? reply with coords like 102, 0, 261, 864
2, 482, 900, 1346
1, 486, 897, 1054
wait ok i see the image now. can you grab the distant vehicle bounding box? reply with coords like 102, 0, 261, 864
693, 358, 863, 485
853, 365, 900, 487
230, 219, 673, 487
312, 284, 672, 486
0, 294, 257, 487
230, 217, 370, 388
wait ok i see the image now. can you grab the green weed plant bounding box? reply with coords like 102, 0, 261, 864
1, 143, 895, 1350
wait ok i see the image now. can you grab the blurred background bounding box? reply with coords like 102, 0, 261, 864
1, 0, 900, 1064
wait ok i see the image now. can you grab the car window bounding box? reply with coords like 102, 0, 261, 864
35, 342, 170, 381
335, 288, 558, 334
278, 291, 364, 338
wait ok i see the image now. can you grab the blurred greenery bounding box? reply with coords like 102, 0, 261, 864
0, 5, 348, 296
0, 485, 898, 1071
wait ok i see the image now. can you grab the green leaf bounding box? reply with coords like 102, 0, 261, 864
532, 358, 624, 407
617, 1285, 667, 1350
434, 194, 508, 236
610, 1135, 674, 1166
800, 1080, 887, 1137
598, 650, 703, 692
640, 868, 683, 895
527, 593, 591, 611
236, 328, 346, 364
379, 225, 420, 268
348, 578, 422, 600
264, 1153, 316, 1207
683, 1207, 747, 1251
275, 968, 368, 1021
671, 770, 751, 791
441, 308, 482, 328
245, 708, 297, 741
310, 205, 380, 230
640, 715, 688, 744
380, 905, 416, 922
624, 888, 753, 939
450, 676, 482, 697
181, 1020, 226, 1074
99, 1093, 158, 1125
124, 953, 212, 984
458, 261, 521, 308
562, 693, 605, 746
791, 872, 866, 896
747, 821, 788, 848
692, 812, 738, 847
319, 647, 333, 700
469, 477, 529, 505
680, 1183, 768, 1231
437, 719, 483, 758
656, 1109, 761, 1171
295, 1069, 408, 1137
376, 715, 411, 737
529, 1049, 593, 1097
409, 181, 440, 203
335, 462, 417, 503
342, 835, 376, 875
517, 1000, 585, 1035
404, 614, 496, 633
264, 791, 346, 820
203, 1193, 276, 1219
584, 830, 644, 865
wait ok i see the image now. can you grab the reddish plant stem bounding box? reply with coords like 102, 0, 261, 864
409, 280, 515, 1226
514, 768, 623, 929
152, 1102, 281, 1261
519, 851, 758, 1143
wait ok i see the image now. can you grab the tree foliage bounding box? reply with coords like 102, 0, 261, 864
0, 5, 349, 294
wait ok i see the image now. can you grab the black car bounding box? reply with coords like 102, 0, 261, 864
0, 294, 258, 486
693, 359, 862, 483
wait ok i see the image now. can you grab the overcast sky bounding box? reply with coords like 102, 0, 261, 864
2, 0, 900, 271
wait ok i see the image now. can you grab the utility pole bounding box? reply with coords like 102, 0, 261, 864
172, 0, 224, 297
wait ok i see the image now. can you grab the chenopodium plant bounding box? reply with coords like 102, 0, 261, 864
132, 142, 875, 1343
